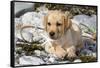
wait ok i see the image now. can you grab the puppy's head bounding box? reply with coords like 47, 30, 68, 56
44, 10, 72, 40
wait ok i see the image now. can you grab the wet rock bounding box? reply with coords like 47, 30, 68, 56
15, 2, 35, 17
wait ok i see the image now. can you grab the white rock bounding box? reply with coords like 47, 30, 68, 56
21, 12, 36, 25
19, 56, 45, 65
20, 12, 45, 28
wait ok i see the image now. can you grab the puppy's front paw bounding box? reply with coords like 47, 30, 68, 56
67, 51, 76, 58
66, 46, 77, 60
55, 46, 66, 59
49, 45, 66, 59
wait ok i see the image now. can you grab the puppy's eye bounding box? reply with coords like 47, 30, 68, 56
56, 22, 62, 26
48, 22, 51, 26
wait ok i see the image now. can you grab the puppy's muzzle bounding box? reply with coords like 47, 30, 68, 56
49, 32, 55, 36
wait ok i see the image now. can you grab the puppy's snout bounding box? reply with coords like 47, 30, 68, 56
49, 32, 55, 36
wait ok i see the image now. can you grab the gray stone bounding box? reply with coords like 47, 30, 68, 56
73, 14, 96, 32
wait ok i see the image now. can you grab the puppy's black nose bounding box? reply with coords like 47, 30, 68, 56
49, 32, 55, 36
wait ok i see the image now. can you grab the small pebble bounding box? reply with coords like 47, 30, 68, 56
48, 57, 55, 63
73, 59, 82, 62
34, 50, 41, 56
58, 61, 70, 63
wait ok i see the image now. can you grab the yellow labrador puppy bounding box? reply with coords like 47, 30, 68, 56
44, 10, 83, 59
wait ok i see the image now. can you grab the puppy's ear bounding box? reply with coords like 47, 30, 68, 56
64, 12, 72, 31
43, 15, 48, 31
